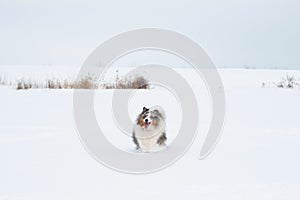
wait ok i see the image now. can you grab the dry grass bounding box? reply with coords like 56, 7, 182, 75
0, 73, 8, 86
16, 75, 98, 90
14, 74, 149, 90
0, 74, 14, 86
102, 76, 149, 89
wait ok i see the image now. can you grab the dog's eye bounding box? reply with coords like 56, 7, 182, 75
143, 115, 147, 119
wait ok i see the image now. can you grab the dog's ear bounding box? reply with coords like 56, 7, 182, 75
143, 107, 147, 111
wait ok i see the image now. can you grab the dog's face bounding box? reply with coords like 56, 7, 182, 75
137, 107, 163, 129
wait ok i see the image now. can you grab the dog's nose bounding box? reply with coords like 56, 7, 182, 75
145, 119, 148, 123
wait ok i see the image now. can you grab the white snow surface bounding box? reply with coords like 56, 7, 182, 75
1, 66, 300, 199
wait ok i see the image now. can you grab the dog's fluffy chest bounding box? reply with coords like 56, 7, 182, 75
134, 126, 164, 152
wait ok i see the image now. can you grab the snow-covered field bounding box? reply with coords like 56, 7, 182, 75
1, 66, 300, 199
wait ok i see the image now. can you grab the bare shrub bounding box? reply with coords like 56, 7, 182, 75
274, 75, 300, 89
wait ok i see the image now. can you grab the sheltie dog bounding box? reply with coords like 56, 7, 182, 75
132, 106, 167, 153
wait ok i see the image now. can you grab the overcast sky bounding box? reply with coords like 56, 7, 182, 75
0, 0, 299, 68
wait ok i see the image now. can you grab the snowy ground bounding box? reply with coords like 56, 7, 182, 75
1, 66, 300, 199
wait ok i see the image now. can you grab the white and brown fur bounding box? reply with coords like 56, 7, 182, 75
132, 106, 167, 152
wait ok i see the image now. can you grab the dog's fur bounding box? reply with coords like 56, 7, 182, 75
132, 106, 167, 152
